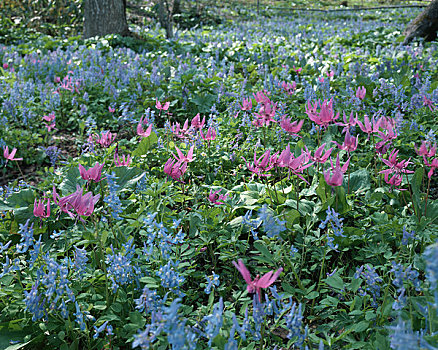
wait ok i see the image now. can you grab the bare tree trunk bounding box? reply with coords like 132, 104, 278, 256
403, 0, 438, 45
157, 0, 174, 39
173, 0, 181, 16
83, 0, 130, 39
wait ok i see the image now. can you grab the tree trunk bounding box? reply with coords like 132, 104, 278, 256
173, 0, 181, 16
83, 0, 130, 39
157, 0, 174, 39
403, 0, 438, 45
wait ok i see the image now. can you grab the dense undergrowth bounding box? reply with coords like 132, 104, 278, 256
0, 6, 438, 350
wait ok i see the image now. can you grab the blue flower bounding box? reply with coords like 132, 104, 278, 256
202, 297, 223, 345
104, 172, 123, 220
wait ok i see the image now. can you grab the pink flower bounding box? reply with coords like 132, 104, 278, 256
3, 146, 23, 161
33, 198, 50, 219
281, 81, 296, 95
108, 106, 115, 113
78, 162, 104, 182
163, 158, 187, 182
415, 141, 437, 158
278, 147, 313, 183
310, 143, 333, 164
380, 149, 413, 174
375, 140, 391, 156
208, 189, 230, 205
280, 117, 304, 136
356, 86, 366, 100
95, 131, 117, 148
114, 153, 132, 167
383, 172, 403, 188
155, 99, 170, 111
242, 149, 274, 177
336, 111, 358, 133
305, 99, 339, 129
424, 158, 438, 179
43, 112, 55, 123
55, 185, 100, 220
293, 66, 302, 74
423, 96, 436, 111
253, 90, 271, 104
200, 127, 216, 142
232, 259, 283, 301
191, 113, 205, 130
171, 119, 191, 139
240, 97, 253, 111
172, 145, 194, 163
326, 70, 335, 78
137, 118, 153, 138
324, 154, 350, 187
3, 63, 8, 69
253, 102, 277, 127
357, 115, 378, 136
332, 130, 358, 153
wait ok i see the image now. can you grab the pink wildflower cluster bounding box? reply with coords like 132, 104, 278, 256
164, 145, 194, 182
233, 259, 283, 301
305, 98, 339, 129
416, 141, 438, 179
43, 112, 56, 132
93, 131, 117, 148
208, 189, 230, 205
379, 149, 413, 189
53, 185, 100, 221
3, 146, 23, 161
252, 91, 277, 127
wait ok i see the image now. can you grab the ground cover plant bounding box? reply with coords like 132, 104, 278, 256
0, 5, 438, 350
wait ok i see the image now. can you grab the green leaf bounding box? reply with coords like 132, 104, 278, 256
239, 191, 260, 206
410, 167, 423, 216
325, 273, 344, 290
345, 169, 371, 193
112, 167, 145, 192
132, 132, 158, 156
59, 167, 83, 194
0, 189, 34, 210
139, 276, 159, 288
253, 241, 274, 264
350, 320, 369, 333
305, 291, 319, 300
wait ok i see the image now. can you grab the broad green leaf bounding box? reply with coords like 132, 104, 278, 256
132, 132, 158, 156
325, 273, 344, 290
253, 241, 274, 264
345, 169, 371, 193
113, 167, 145, 192
59, 167, 82, 194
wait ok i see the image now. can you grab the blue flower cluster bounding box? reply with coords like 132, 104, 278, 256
106, 239, 139, 292
133, 299, 197, 350
16, 219, 34, 253
401, 227, 416, 246
73, 246, 88, 278
258, 205, 287, 239
104, 172, 123, 220
319, 206, 344, 237
242, 209, 261, 240
202, 297, 223, 345
319, 206, 344, 250
142, 212, 185, 260
156, 259, 185, 297
204, 272, 220, 295
354, 264, 383, 308
43, 146, 61, 167
135, 286, 167, 314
